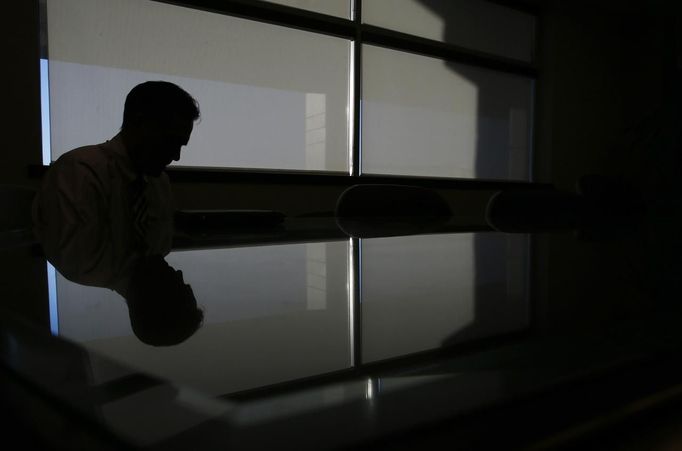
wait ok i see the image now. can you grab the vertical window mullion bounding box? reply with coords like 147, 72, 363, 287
351, 0, 362, 176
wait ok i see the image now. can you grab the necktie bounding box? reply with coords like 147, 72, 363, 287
129, 176, 149, 250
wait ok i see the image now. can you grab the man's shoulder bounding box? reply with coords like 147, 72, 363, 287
54, 143, 107, 164
50, 142, 114, 175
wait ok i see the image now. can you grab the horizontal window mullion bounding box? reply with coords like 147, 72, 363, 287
361, 24, 538, 79
154, 0, 357, 40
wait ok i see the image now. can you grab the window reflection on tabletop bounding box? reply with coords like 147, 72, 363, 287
45, 228, 533, 397
52, 241, 352, 395
361, 232, 529, 362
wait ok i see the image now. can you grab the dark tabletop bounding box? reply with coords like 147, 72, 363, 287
3, 208, 682, 450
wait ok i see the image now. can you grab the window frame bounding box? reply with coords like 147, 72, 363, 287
40, 0, 541, 188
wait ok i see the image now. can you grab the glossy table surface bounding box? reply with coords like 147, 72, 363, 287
3, 208, 682, 450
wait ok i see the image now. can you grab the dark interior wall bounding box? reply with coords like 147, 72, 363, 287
535, 0, 673, 191
1, 2, 48, 326
3, 2, 42, 188
533, 0, 678, 333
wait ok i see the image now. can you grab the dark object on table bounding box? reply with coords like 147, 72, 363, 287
175, 209, 285, 233
335, 184, 452, 238
486, 176, 645, 234
485, 188, 581, 233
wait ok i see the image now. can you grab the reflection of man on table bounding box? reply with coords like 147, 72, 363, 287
33, 81, 203, 346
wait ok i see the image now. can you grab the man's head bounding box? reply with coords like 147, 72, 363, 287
121, 81, 200, 176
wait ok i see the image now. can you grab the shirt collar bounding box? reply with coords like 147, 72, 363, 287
102, 133, 145, 182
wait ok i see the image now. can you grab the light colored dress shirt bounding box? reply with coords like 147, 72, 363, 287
32, 133, 174, 292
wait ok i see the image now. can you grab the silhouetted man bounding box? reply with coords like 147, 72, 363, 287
34, 81, 200, 256
32, 81, 203, 346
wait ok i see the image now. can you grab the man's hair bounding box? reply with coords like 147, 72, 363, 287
122, 81, 200, 129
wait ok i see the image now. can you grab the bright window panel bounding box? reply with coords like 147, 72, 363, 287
363, 0, 535, 62
262, 0, 351, 18
46, 0, 350, 172
362, 45, 533, 180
